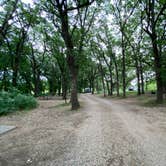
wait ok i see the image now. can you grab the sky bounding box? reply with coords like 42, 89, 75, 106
21, 0, 34, 5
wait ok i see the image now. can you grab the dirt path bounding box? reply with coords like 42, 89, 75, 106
0, 94, 166, 166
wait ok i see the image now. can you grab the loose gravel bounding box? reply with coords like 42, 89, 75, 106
0, 94, 166, 166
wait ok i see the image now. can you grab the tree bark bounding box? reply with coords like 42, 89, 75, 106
143, 0, 164, 102
106, 80, 111, 96
114, 56, 119, 96
58, 7, 80, 110
69, 65, 80, 109
152, 37, 163, 102
122, 33, 126, 97
140, 60, 145, 94
135, 57, 141, 95
62, 74, 67, 100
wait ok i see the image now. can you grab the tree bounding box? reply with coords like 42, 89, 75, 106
142, 0, 166, 102
42, 0, 96, 109
0, 0, 19, 46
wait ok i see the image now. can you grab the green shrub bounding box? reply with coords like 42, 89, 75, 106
0, 90, 37, 115
14, 94, 37, 110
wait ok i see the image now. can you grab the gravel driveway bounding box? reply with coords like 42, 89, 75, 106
0, 94, 166, 166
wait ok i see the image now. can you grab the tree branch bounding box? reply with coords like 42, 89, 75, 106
66, 0, 95, 11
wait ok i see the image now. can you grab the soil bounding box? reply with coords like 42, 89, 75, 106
0, 94, 166, 166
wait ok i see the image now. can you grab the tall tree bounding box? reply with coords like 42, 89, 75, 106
42, 0, 96, 109
142, 0, 166, 102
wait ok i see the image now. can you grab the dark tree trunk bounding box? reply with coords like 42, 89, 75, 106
106, 80, 111, 96
12, 49, 21, 87
114, 58, 119, 96
24, 81, 31, 94
2, 68, 8, 91
12, 29, 26, 87
34, 71, 41, 97
57, 77, 61, 96
110, 75, 113, 96
140, 61, 145, 94
143, 0, 164, 103
58, 7, 80, 110
12, 60, 19, 87
135, 58, 141, 95
151, 1, 163, 102
152, 38, 163, 103
96, 79, 100, 94
69, 66, 80, 109
101, 75, 106, 97
49, 80, 53, 95
122, 33, 126, 97
62, 74, 67, 100
91, 79, 95, 94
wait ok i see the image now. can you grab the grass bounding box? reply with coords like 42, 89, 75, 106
141, 98, 166, 107
96, 90, 166, 108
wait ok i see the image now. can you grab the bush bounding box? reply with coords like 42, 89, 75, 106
14, 94, 37, 110
0, 90, 37, 115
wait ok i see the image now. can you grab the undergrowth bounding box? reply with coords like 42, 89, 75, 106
0, 88, 37, 115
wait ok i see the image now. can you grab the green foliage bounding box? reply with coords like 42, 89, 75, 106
0, 89, 37, 115
0, 91, 15, 114
14, 94, 37, 110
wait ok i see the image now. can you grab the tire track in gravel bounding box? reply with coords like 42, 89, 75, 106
59, 94, 166, 166
54, 94, 144, 166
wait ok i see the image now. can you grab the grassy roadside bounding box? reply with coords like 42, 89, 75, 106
95, 91, 166, 108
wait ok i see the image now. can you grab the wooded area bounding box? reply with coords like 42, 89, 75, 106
0, 0, 166, 110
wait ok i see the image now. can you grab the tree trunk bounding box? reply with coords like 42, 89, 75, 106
135, 58, 141, 95
114, 58, 119, 96
140, 60, 145, 94
67, 54, 80, 109
2, 68, 8, 91
69, 67, 80, 110
152, 39, 163, 103
101, 75, 106, 97
58, 8, 80, 110
34, 72, 40, 97
62, 74, 67, 100
122, 33, 126, 97
110, 73, 113, 96
143, 0, 164, 103
106, 80, 111, 96
91, 78, 95, 94
12, 59, 19, 87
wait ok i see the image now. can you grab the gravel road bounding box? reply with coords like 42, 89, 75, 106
0, 94, 166, 166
